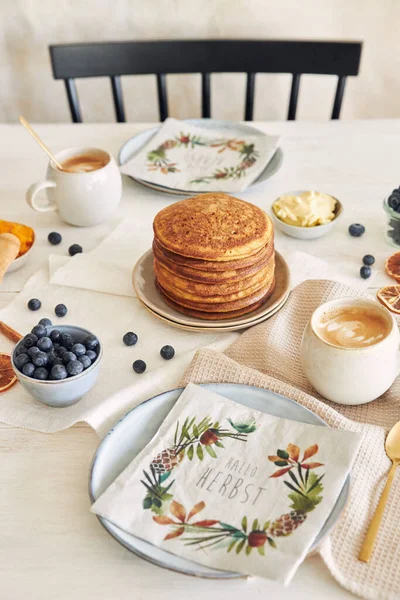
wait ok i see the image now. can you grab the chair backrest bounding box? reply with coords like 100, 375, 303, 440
49, 40, 362, 123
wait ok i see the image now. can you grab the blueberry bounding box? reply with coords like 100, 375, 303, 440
360, 266, 372, 279
15, 343, 28, 356
83, 334, 98, 351
132, 359, 146, 374
27, 346, 41, 359
39, 318, 52, 328
46, 348, 58, 365
66, 360, 84, 376
60, 333, 74, 349
32, 351, 48, 367
37, 337, 52, 352
160, 345, 175, 360
363, 255, 375, 266
68, 244, 83, 257
123, 332, 138, 346
22, 362, 35, 377
28, 298, 41, 311
14, 353, 30, 370
349, 223, 365, 237
52, 357, 64, 367
49, 329, 61, 343
71, 343, 86, 357
62, 351, 77, 365
388, 195, 400, 211
31, 324, 47, 339
50, 364, 68, 380
48, 231, 62, 245
85, 350, 97, 362
34, 367, 48, 380
55, 346, 67, 358
23, 333, 38, 348
78, 355, 92, 370
55, 304, 67, 318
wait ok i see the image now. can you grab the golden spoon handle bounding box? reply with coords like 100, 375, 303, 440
19, 116, 64, 171
358, 461, 397, 562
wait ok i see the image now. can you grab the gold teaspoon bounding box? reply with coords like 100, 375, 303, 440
358, 419, 400, 562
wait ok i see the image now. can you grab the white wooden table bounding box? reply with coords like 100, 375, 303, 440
2, 120, 399, 600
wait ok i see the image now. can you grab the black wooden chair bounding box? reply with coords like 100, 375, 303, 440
49, 40, 362, 123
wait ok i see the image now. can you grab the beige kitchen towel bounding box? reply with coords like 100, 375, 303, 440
179, 279, 400, 600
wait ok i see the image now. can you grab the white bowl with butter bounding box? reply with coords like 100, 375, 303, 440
271, 190, 342, 240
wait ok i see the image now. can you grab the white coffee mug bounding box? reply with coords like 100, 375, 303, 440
300, 297, 400, 405
26, 147, 122, 227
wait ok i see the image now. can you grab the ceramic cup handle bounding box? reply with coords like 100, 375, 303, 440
26, 180, 57, 213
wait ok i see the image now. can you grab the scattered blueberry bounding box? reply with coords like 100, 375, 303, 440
32, 351, 48, 367
360, 266, 372, 279
49, 329, 61, 343
27, 346, 41, 359
68, 244, 83, 257
132, 359, 146, 374
37, 337, 52, 352
78, 355, 91, 370
363, 255, 375, 266
66, 360, 84, 376
349, 224, 365, 237
34, 367, 48, 380
55, 304, 68, 318
62, 351, 77, 365
50, 364, 68, 380
71, 343, 86, 357
22, 362, 35, 377
123, 332, 138, 346
48, 231, 62, 245
60, 333, 74, 349
85, 350, 97, 362
14, 353, 30, 370
39, 318, 52, 328
28, 298, 41, 311
31, 324, 47, 339
160, 345, 175, 360
23, 333, 38, 348
83, 334, 98, 351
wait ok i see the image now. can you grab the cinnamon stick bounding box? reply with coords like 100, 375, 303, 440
0, 321, 23, 343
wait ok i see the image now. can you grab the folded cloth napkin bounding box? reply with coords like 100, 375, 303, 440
178, 279, 400, 600
119, 118, 280, 193
0, 269, 236, 435
91, 382, 360, 585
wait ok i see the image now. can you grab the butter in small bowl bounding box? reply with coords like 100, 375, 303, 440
271, 190, 342, 240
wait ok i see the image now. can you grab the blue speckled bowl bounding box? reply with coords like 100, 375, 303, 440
11, 325, 103, 408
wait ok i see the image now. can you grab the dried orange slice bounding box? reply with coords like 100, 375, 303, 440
385, 252, 400, 282
377, 285, 400, 314
0, 353, 17, 393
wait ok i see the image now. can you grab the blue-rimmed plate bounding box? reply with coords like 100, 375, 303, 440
118, 119, 283, 196
89, 383, 350, 579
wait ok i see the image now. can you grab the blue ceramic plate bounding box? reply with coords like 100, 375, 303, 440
89, 383, 350, 579
118, 119, 283, 196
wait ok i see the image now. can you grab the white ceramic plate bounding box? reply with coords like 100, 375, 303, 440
132, 249, 290, 329
89, 383, 350, 579
118, 119, 283, 196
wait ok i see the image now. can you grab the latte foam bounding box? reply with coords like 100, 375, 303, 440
315, 305, 390, 349
60, 153, 109, 173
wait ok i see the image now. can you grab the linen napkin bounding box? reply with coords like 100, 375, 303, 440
119, 118, 280, 193
178, 279, 400, 600
91, 382, 360, 585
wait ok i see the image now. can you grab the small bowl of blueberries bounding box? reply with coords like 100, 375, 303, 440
384, 189, 400, 248
11, 319, 102, 407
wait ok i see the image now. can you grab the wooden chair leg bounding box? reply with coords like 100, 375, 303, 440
331, 75, 347, 119
110, 76, 126, 122
287, 74, 301, 120
245, 73, 255, 121
201, 73, 211, 118
157, 74, 168, 122
64, 79, 82, 123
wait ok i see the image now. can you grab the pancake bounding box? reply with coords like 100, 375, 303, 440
156, 277, 274, 313
156, 279, 276, 320
153, 237, 274, 272
154, 258, 274, 300
153, 193, 273, 261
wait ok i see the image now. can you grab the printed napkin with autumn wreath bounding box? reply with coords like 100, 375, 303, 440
119, 118, 280, 193
91, 383, 361, 584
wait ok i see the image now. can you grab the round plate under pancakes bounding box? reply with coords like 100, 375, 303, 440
132, 249, 290, 329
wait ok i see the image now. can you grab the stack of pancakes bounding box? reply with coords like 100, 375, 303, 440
153, 193, 275, 320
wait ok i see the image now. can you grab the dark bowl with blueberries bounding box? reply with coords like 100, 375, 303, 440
11, 320, 103, 407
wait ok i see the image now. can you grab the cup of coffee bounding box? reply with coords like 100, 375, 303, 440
300, 297, 400, 405
26, 147, 122, 227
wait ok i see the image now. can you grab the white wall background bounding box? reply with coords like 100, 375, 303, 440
1, 0, 399, 123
